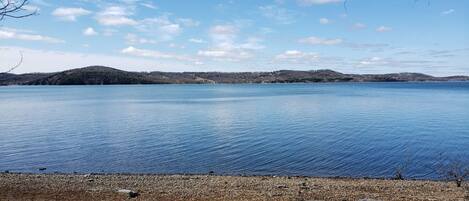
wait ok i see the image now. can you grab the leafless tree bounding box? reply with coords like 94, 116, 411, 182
1, 0, 36, 73
393, 148, 414, 180
436, 154, 469, 187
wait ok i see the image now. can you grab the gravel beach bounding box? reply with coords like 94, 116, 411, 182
1, 173, 468, 201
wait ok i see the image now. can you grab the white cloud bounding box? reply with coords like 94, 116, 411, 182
298, 0, 342, 6
197, 49, 252, 61
299, 36, 342, 45
359, 57, 385, 65
353, 23, 366, 29
100, 6, 132, 16
137, 16, 182, 41
376, 26, 392, 32
197, 50, 227, 57
97, 16, 137, 26
342, 42, 390, 51
176, 18, 200, 27
259, 5, 296, 24
140, 2, 158, 9
52, 7, 91, 21
441, 9, 455, 15
210, 25, 238, 35
199, 25, 264, 61
0, 28, 64, 43
189, 38, 206, 43
169, 43, 185, 49
96, 6, 137, 26
31, 0, 51, 7
275, 50, 319, 60
319, 18, 330, 24
125, 34, 157, 44
83, 27, 98, 36
209, 25, 238, 42
239, 37, 265, 50
23, 5, 40, 12
121, 46, 195, 62
102, 29, 117, 36
122, 46, 171, 59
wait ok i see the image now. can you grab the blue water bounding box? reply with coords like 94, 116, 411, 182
0, 83, 468, 179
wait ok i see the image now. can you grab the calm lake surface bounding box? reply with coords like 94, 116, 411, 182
1, 83, 468, 179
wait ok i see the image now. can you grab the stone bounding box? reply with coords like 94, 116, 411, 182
276, 184, 288, 189
117, 189, 139, 198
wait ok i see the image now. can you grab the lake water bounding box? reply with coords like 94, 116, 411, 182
1, 83, 468, 179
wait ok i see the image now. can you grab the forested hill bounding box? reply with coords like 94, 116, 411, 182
1, 66, 468, 85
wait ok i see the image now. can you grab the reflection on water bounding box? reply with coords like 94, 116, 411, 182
0, 83, 468, 179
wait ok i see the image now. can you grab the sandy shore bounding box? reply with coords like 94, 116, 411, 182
1, 173, 468, 201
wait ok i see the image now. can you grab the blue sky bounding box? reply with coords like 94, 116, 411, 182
0, 0, 468, 75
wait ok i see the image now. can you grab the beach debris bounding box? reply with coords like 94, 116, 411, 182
117, 189, 139, 198
38, 167, 47, 171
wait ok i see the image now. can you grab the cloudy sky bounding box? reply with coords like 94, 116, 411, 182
0, 0, 468, 75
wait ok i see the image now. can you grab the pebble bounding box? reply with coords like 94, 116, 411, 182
277, 184, 288, 189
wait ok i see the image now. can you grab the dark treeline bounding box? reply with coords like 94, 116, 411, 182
1, 66, 468, 85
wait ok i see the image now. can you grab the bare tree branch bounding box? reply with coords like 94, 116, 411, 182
0, 0, 37, 21
436, 153, 469, 187
2, 51, 23, 73
1, 0, 36, 73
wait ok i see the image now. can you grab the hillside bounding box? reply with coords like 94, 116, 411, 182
1, 66, 468, 86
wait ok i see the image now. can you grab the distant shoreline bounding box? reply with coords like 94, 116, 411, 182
1, 173, 467, 200
2, 66, 468, 86
1, 80, 469, 87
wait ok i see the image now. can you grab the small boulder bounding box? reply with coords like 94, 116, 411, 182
117, 189, 139, 198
